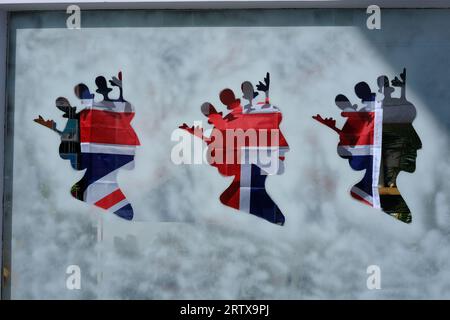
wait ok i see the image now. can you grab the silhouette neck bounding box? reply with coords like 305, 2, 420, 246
219, 165, 285, 225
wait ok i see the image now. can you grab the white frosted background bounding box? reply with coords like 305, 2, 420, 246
8, 10, 450, 299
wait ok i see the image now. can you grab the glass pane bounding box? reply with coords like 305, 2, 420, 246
5, 9, 450, 299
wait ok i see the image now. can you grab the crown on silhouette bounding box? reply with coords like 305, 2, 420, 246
313, 68, 416, 132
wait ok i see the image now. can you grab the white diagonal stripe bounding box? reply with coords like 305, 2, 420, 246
81, 142, 137, 155
351, 186, 374, 205
338, 145, 374, 156
108, 198, 130, 213
371, 101, 383, 209
84, 160, 135, 204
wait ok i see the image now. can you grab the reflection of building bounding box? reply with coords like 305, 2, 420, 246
379, 122, 422, 223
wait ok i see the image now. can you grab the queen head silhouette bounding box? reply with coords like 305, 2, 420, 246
313, 68, 421, 223
180, 73, 290, 225
34, 72, 140, 220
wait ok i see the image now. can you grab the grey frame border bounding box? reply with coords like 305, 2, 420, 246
0, 9, 7, 300
1, 0, 449, 300
1, 0, 450, 11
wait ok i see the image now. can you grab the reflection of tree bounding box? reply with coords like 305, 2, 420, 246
382, 124, 418, 187
382, 133, 404, 187
387, 200, 412, 223
70, 183, 81, 198
380, 124, 420, 223
395, 212, 412, 223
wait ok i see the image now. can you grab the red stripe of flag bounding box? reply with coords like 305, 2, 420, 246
94, 189, 126, 210
80, 109, 140, 146
350, 190, 373, 207
339, 112, 375, 146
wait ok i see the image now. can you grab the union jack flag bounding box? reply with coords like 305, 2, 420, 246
181, 73, 289, 225
313, 69, 420, 224
77, 100, 140, 220
212, 109, 289, 225
35, 72, 140, 220
337, 101, 383, 208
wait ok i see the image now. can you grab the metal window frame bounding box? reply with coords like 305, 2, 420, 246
1, 0, 449, 300
0, 7, 10, 299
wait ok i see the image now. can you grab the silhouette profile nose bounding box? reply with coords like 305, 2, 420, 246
412, 126, 422, 150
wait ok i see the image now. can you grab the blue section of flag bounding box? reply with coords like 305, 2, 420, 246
114, 203, 134, 220
249, 165, 285, 225
79, 153, 134, 185
348, 155, 374, 199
